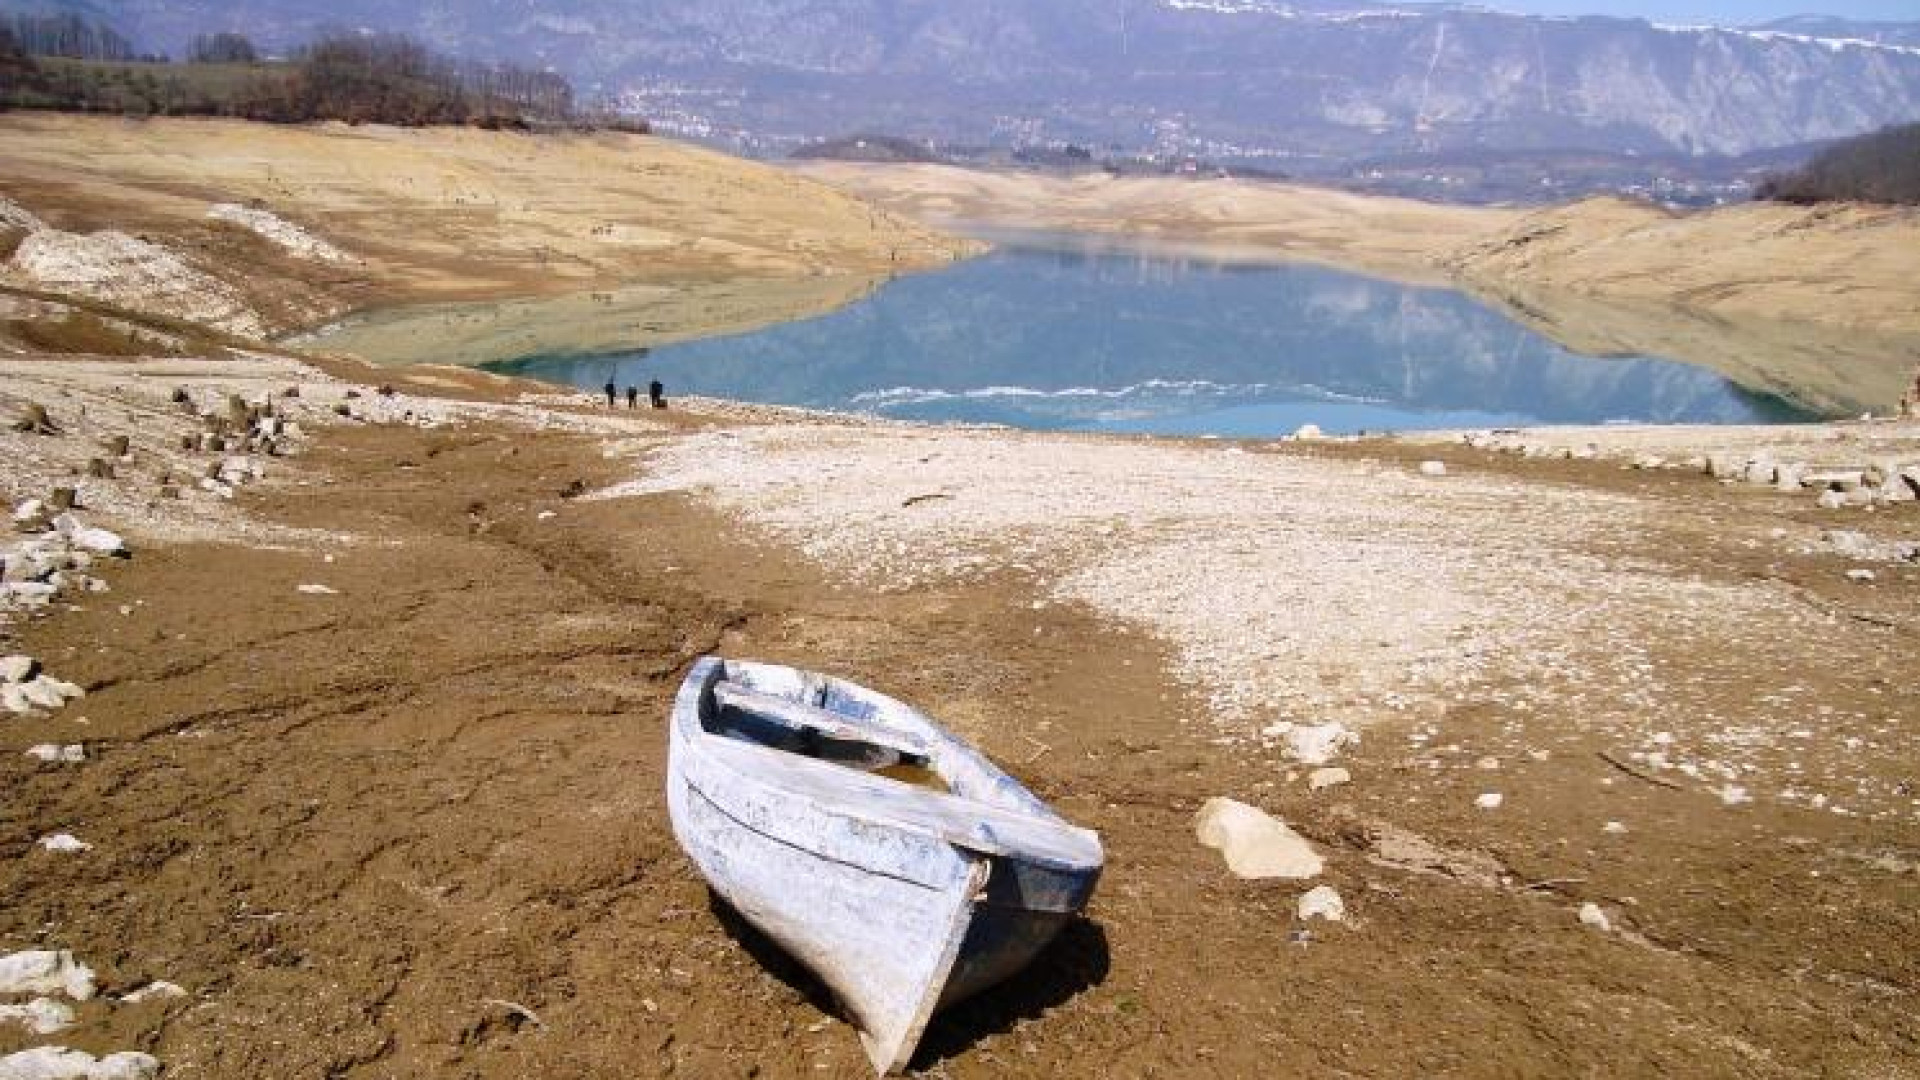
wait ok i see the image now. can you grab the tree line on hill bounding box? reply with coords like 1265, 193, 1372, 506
0, 14, 644, 132
1755, 122, 1920, 206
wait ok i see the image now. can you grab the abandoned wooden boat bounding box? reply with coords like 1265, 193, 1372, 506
667, 656, 1104, 1074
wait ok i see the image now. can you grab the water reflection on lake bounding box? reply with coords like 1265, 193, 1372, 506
482, 234, 1810, 435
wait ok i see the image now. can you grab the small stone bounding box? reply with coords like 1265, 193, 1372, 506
1194, 797, 1324, 880
1577, 902, 1612, 932
1418, 460, 1447, 477
1718, 785, 1753, 806
296, 583, 338, 595
37, 833, 91, 853
1284, 721, 1356, 765
1774, 463, 1806, 492
68, 525, 127, 557
0, 996, 76, 1035
1474, 755, 1501, 770
1602, 820, 1627, 834
0, 1048, 160, 1080
0, 655, 37, 683
1296, 885, 1346, 923
24, 744, 85, 764
1474, 793, 1504, 810
1804, 469, 1865, 491
1743, 457, 1776, 485
0, 950, 96, 1000
1292, 423, 1323, 441
1307, 767, 1351, 791
118, 981, 186, 1004
1816, 490, 1848, 510
1846, 568, 1876, 583
19, 677, 66, 710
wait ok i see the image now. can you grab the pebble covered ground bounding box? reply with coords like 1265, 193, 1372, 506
607, 418, 1920, 823
2, 357, 1917, 1077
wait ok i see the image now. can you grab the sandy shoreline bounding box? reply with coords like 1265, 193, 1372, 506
2, 348, 1918, 1076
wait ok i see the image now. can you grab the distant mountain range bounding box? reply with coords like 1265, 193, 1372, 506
19, 1, 1920, 166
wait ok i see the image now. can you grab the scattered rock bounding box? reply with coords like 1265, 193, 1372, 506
0, 1047, 162, 1080
1804, 469, 1865, 492
295, 583, 338, 596
1418, 460, 1447, 477
1846, 568, 1876, 583
0, 998, 76, 1035
1577, 902, 1612, 933
23, 744, 85, 764
1291, 423, 1323, 441
1296, 885, 1346, 923
1307, 767, 1351, 791
1602, 820, 1627, 835
50, 516, 127, 558
1719, 785, 1753, 806
12, 403, 59, 436
0, 655, 38, 683
1474, 755, 1501, 770
117, 982, 186, 1005
1474, 793, 1504, 810
1194, 797, 1324, 880
207, 203, 353, 264
1816, 489, 1848, 510
0, 951, 95, 1000
1283, 721, 1357, 766
36, 834, 91, 854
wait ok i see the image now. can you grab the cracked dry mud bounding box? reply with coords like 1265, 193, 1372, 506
2, 404, 1917, 1078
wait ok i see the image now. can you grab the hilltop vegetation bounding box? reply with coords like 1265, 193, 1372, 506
1757, 122, 1920, 206
0, 14, 631, 129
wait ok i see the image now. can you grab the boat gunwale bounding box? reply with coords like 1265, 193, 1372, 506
672, 658, 1103, 872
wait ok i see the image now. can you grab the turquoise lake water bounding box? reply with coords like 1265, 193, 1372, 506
483, 233, 1808, 435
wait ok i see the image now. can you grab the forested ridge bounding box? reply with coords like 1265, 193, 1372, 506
0, 13, 640, 130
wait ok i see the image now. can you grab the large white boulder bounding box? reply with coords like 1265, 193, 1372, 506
1195, 797, 1324, 880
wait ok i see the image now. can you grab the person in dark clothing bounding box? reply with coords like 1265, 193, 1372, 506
649, 379, 667, 409
625, 386, 639, 409
603, 380, 616, 407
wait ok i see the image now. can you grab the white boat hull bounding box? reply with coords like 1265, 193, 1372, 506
666, 657, 1103, 1073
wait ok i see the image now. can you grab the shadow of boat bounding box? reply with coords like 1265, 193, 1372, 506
706, 888, 1111, 1070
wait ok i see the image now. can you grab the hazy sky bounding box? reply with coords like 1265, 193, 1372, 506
1485, 2, 1920, 24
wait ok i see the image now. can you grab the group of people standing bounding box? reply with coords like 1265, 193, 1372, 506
606, 379, 667, 410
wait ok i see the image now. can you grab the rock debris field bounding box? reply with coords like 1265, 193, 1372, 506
606, 418, 1920, 822
1, 350, 1917, 1076
0, 356, 670, 1077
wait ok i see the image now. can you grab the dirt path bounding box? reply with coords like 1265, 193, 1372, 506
2, 377, 1917, 1076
